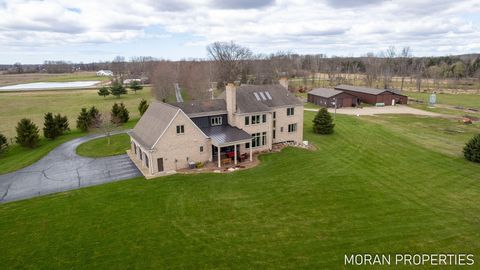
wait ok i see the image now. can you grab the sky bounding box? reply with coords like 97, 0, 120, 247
0, 0, 479, 64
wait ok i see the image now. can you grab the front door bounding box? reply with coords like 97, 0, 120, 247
157, 158, 164, 172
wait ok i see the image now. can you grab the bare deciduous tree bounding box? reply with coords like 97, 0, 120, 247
207, 41, 253, 84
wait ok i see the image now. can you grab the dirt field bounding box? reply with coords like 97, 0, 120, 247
305, 105, 442, 117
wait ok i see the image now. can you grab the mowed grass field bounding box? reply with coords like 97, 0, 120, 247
0, 112, 479, 269
406, 92, 480, 109
0, 88, 152, 139
76, 133, 131, 157
0, 72, 110, 86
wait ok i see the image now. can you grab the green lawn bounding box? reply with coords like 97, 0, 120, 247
0, 112, 479, 269
0, 88, 152, 139
407, 92, 480, 109
76, 133, 131, 157
0, 72, 111, 86
0, 119, 138, 174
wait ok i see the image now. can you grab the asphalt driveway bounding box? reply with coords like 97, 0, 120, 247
0, 132, 141, 203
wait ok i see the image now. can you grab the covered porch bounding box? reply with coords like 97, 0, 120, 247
201, 125, 252, 168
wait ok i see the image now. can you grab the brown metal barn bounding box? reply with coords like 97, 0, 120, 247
307, 88, 358, 108
334, 85, 408, 106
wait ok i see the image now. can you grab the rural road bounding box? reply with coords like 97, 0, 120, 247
304, 105, 442, 116
0, 132, 141, 203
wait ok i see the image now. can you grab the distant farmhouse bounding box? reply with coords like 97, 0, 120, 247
96, 70, 113, 76
308, 85, 408, 107
128, 78, 304, 177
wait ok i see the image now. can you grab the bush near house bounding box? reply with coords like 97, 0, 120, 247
313, 107, 335, 134
464, 134, 480, 163
0, 133, 8, 155
111, 103, 129, 124
138, 99, 149, 116
15, 118, 40, 148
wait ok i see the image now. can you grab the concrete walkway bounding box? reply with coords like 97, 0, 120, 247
305, 105, 442, 116
0, 132, 141, 203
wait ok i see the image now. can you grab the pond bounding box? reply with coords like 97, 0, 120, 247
0, 81, 101, 91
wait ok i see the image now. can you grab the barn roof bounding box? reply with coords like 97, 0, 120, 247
308, 88, 344, 98
335, 84, 407, 96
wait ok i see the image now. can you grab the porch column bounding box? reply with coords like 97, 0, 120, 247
234, 144, 237, 165
249, 144, 253, 161
217, 146, 221, 168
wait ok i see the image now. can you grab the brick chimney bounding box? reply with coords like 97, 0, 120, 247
226, 83, 236, 123
279, 77, 288, 90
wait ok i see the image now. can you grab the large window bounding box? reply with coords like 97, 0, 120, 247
287, 107, 295, 116
252, 132, 267, 148
250, 114, 267, 125
211, 116, 222, 126
176, 125, 185, 134
288, 123, 297, 133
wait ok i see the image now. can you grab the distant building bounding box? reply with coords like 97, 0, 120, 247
307, 88, 357, 108
96, 70, 113, 76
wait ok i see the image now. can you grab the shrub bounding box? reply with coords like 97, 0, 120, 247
43, 112, 60, 139
98, 86, 110, 98
110, 81, 127, 98
76, 108, 92, 132
138, 99, 149, 116
195, 162, 204, 168
129, 80, 143, 94
54, 113, 70, 134
15, 118, 40, 148
313, 107, 335, 134
464, 134, 480, 163
0, 133, 8, 155
111, 103, 129, 124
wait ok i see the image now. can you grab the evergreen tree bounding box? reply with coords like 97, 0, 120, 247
43, 112, 60, 139
54, 113, 70, 135
464, 134, 480, 163
110, 81, 127, 98
15, 118, 40, 148
0, 133, 8, 155
138, 99, 149, 116
313, 108, 335, 134
88, 106, 100, 120
76, 108, 92, 132
111, 102, 129, 124
129, 80, 143, 94
98, 86, 110, 98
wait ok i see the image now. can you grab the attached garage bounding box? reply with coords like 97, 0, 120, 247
334, 85, 408, 106
307, 88, 358, 108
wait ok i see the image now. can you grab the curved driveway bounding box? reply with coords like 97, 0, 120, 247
0, 132, 141, 203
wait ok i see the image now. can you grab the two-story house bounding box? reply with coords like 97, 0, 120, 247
128, 78, 303, 176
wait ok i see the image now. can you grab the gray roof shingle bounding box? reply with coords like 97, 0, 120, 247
170, 99, 227, 116
308, 88, 344, 98
218, 84, 302, 113
129, 101, 179, 149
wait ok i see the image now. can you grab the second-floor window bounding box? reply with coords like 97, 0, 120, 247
287, 107, 295, 116
288, 123, 297, 133
245, 116, 249, 125
176, 125, 185, 134
211, 116, 222, 126
250, 114, 267, 125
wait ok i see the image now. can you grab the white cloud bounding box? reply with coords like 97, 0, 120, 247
0, 0, 479, 61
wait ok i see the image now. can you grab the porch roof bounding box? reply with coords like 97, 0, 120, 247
201, 125, 252, 146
